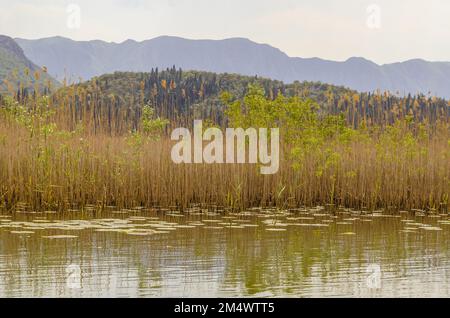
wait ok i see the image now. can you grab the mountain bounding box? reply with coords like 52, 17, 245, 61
0, 35, 58, 94
15, 35, 450, 98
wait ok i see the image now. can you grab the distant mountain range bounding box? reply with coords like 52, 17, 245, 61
0, 35, 58, 93
8, 35, 450, 98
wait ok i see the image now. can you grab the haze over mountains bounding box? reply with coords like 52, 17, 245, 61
9, 35, 450, 98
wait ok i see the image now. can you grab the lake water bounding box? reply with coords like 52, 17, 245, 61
0, 206, 449, 297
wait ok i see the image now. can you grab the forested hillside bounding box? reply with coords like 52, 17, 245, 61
48, 67, 449, 135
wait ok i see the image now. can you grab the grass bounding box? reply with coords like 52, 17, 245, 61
0, 80, 448, 213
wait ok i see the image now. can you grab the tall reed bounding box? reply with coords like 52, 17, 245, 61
0, 102, 448, 212
0, 74, 448, 213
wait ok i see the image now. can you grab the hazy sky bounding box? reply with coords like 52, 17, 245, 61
1, 0, 449, 64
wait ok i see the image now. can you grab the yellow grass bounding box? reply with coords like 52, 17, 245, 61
0, 106, 448, 212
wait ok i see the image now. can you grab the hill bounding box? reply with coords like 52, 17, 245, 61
0, 35, 59, 95
15, 35, 450, 98
52, 69, 449, 135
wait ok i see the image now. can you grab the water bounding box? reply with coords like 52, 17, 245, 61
0, 207, 449, 297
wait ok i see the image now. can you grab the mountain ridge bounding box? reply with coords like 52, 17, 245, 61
13, 35, 450, 98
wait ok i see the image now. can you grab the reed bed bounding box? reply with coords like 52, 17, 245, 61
0, 103, 448, 212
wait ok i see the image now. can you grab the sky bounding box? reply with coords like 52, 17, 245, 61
0, 0, 449, 64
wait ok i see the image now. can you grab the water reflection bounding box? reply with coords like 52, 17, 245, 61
0, 208, 449, 297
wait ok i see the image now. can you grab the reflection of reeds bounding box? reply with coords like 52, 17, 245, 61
0, 109, 448, 212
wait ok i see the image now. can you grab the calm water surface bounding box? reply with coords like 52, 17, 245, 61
0, 207, 449, 297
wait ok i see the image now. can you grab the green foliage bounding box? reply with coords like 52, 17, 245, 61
126, 104, 168, 154
224, 84, 355, 173
1, 95, 55, 139
1, 95, 32, 129
141, 104, 169, 140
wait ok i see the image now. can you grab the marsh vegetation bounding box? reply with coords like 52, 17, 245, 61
0, 69, 448, 213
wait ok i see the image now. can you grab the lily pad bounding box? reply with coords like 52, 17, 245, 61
42, 235, 78, 239
266, 228, 287, 232
10, 231, 35, 234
